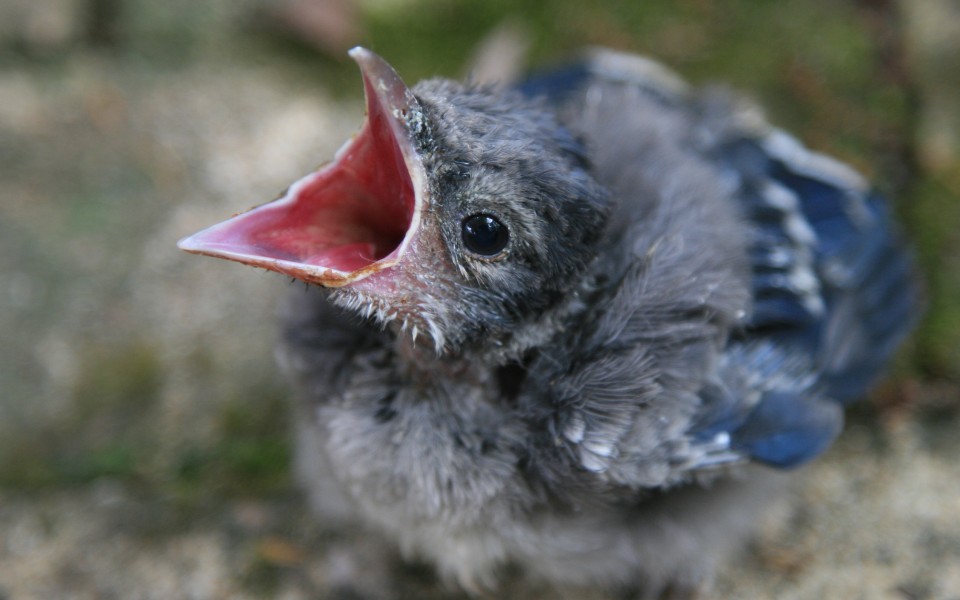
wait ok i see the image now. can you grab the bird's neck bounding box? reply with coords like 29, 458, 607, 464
395, 333, 466, 372
392, 276, 595, 378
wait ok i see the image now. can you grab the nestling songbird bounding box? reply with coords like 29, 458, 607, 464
179, 48, 918, 598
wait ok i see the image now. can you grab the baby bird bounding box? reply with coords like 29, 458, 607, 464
179, 48, 918, 598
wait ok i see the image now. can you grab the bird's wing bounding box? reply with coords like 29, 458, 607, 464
520, 50, 918, 481
719, 130, 919, 400
691, 129, 919, 469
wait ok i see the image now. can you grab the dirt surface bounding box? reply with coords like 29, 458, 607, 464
2, 1, 958, 598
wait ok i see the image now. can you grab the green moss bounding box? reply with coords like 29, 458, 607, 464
58, 444, 141, 481
905, 170, 960, 379
0, 339, 163, 488
72, 340, 163, 415
0, 433, 145, 488
191, 435, 291, 497
240, 555, 286, 597
0, 446, 61, 488
0, 325, 295, 500
170, 389, 292, 501
213, 389, 292, 495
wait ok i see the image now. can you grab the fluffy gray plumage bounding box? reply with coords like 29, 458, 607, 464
185, 49, 916, 599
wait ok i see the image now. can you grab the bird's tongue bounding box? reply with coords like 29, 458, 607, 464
178, 48, 426, 287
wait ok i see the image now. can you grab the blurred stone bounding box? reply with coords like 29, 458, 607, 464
232, 501, 274, 532
0, 0, 83, 53
260, 0, 363, 56
898, 0, 960, 172
464, 20, 532, 85
257, 537, 306, 567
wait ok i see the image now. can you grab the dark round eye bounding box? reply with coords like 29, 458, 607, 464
461, 214, 509, 256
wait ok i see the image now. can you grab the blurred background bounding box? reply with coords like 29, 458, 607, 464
1, 0, 958, 598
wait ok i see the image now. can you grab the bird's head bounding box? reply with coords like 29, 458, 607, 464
179, 48, 609, 358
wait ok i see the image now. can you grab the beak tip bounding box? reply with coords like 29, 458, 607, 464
348, 46, 407, 90
177, 232, 197, 250
177, 230, 211, 255
348, 46, 378, 71
177, 236, 194, 252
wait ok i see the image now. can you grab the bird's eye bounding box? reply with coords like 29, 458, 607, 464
461, 214, 509, 256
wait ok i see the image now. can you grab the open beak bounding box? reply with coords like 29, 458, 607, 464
178, 47, 427, 287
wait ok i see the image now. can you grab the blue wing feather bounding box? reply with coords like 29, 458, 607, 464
515, 61, 592, 104
729, 391, 843, 468
760, 143, 918, 401
715, 133, 918, 466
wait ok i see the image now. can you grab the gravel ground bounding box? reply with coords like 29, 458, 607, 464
2, 1, 958, 598
1, 410, 958, 599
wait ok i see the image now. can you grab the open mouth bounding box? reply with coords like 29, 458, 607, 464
178, 47, 426, 287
